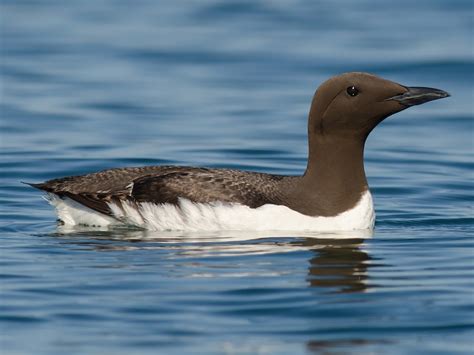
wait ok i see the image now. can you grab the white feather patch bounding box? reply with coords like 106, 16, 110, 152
46, 194, 117, 227
46, 192, 375, 232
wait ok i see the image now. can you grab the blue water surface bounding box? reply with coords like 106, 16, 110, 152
1, 1, 473, 354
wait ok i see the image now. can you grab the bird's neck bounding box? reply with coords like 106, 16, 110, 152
299, 136, 368, 215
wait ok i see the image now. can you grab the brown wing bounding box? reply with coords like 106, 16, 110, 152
131, 169, 284, 208
28, 166, 286, 216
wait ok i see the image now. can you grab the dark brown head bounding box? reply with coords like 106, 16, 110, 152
297, 72, 449, 217
308, 72, 449, 141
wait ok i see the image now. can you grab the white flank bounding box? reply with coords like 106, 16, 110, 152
46, 194, 117, 227
46, 191, 375, 232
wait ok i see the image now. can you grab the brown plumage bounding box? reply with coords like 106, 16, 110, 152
29, 166, 290, 217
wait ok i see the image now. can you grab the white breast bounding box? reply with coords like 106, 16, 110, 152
47, 191, 375, 232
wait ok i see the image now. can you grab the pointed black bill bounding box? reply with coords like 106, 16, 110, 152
387, 86, 450, 107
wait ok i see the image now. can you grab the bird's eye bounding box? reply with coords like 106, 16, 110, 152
347, 86, 359, 97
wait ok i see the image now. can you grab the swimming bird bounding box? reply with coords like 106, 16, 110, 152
28, 72, 449, 231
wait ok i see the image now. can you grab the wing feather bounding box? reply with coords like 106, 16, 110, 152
28, 166, 287, 216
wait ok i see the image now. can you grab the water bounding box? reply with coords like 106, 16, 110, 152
1, 0, 473, 354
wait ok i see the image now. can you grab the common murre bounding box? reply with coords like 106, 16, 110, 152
27, 72, 449, 231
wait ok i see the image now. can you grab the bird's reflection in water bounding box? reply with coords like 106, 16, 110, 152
291, 236, 370, 293
50, 226, 373, 293
49, 227, 378, 354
